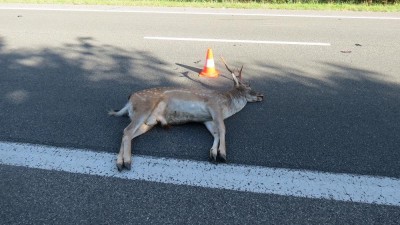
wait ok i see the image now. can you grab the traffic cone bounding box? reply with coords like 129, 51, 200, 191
199, 48, 219, 78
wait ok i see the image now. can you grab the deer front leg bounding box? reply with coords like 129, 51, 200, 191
216, 119, 227, 162
204, 121, 219, 161
208, 107, 227, 162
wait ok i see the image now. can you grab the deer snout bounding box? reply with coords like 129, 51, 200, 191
256, 93, 264, 102
246, 91, 264, 102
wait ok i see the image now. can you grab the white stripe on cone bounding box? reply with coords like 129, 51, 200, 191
206, 59, 215, 68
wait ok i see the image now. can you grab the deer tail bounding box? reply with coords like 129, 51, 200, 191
108, 102, 131, 117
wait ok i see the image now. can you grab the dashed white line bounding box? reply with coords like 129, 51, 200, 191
0, 141, 399, 206
144, 36, 331, 46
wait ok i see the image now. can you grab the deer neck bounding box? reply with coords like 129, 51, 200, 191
221, 87, 248, 119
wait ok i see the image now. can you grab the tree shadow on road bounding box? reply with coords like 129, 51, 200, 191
0, 36, 178, 150
1, 37, 399, 178
0, 36, 234, 157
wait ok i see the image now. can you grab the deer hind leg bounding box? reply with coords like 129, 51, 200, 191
117, 113, 153, 171
117, 122, 137, 171
204, 121, 219, 161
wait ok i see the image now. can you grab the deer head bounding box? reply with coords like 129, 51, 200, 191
221, 57, 264, 102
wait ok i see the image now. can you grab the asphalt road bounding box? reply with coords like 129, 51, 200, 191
0, 4, 399, 224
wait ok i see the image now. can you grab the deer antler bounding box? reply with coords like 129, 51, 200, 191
220, 57, 239, 87
238, 65, 243, 82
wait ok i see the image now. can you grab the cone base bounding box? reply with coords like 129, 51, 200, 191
199, 70, 219, 78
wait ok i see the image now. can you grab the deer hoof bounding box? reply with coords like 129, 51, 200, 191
117, 163, 123, 172
124, 161, 132, 170
209, 148, 218, 161
217, 153, 227, 163
162, 124, 172, 129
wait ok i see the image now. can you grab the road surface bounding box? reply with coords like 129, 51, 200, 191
0, 4, 399, 224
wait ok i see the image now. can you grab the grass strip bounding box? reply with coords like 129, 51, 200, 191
0, 0, 399, 11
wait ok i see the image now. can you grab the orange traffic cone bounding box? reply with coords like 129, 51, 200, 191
199, 48, 219, 78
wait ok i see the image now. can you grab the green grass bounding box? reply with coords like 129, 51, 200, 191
0, 0, 399, 12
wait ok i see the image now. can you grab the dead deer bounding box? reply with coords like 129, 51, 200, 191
109, 58, 264, 171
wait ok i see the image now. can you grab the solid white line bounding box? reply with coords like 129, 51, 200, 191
144, 37, 331, 46
0, 6, 399, 20
1, 141, 400, 206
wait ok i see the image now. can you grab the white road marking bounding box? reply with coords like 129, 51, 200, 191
144, 36, 331, 46
0, 5, 399, 20
1, 142, 399, 206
